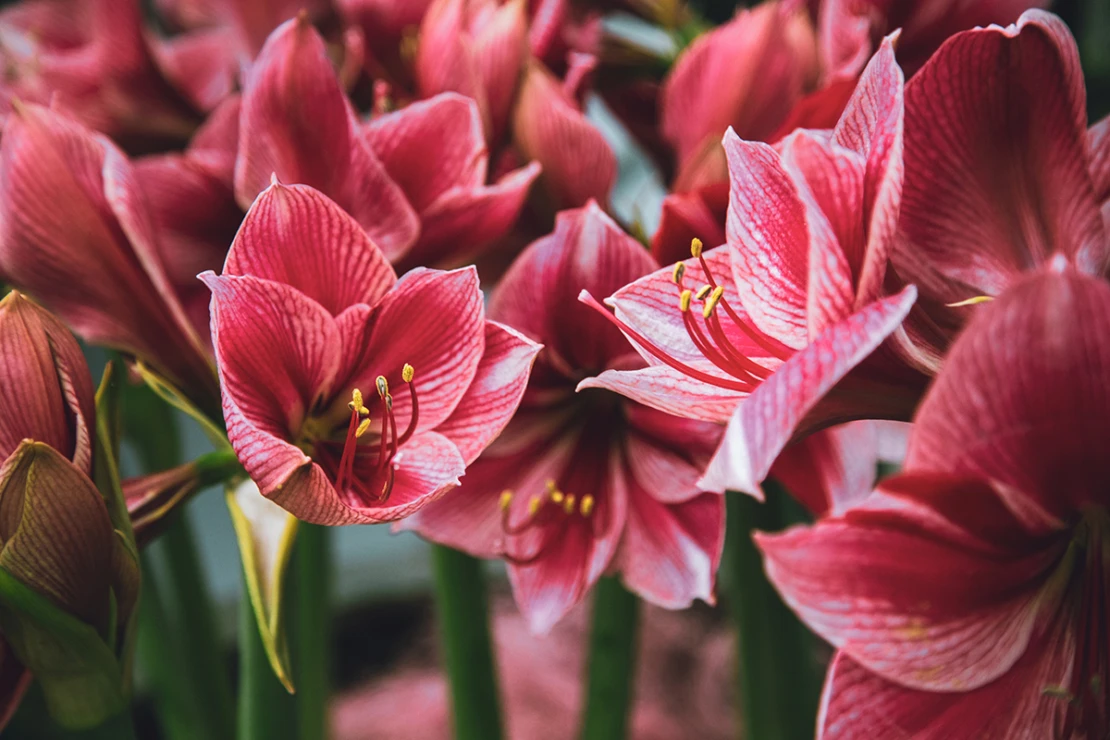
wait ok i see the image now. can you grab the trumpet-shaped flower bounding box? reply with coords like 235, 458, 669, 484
203, 182, 539, 525
581, 39, 924, 498
760, 265, 1110, 739
404, 203, 724, 632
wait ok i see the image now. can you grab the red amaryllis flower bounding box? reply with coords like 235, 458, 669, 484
0, 103, 220, 414
759, 264, 1110, 739
404, 203, 724, 632
203, 181, 539, 525
581, 40, 923, 498
892, 10, 1110, 370
819, 0, 1048, 81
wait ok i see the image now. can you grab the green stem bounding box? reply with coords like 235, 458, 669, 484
292, 524, 331, 740
136, 556, 197, 740
431, 544, 503, 740
726, 486, 823, 740
239, 580, 297, 740
580, 577, 640, 740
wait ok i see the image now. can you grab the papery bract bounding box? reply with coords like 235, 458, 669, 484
582, 39, 924, 498
204, 182, 539, 525
760, 265, 1110, 739
404, 203, 724, 632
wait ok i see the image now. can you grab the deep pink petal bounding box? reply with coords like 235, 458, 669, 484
471, 0, 528, 141
897, 10, 1106, 298
817, 628, 1072, 740
906, 266, 1110, 514
650, 185, 728, 267
225, 182, 397, 315
513, 62, 616, 209
414, 0, 485, 109
491, 202, 658, 370
699, 285, 916, 496
771, 422, 879, 517
624, 426, 717, 505
435, 320, 541, 465
150, 26, 237, 112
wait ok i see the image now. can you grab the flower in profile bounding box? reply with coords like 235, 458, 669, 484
0, 102, 220, 415
404, 203, 724, 632
581, 39, 923, 498
0, 293, 136, 731
759, 264, 1110, 739
203, 181, 539, 525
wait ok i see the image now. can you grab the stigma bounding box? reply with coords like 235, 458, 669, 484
498, 481, 596, 566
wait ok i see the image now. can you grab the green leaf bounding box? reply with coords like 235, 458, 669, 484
133, 361, 230, 451
0, 568, 124, 730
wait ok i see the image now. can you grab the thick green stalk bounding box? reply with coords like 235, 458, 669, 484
125, 384, 235, 740
431, 544, 503, 740
136, 557, 197, 740
292, 523, 332, 740
69, 709, 139, 740
726, 485, 824, 740
580, 577, 640, 740
239, 582, 297, 740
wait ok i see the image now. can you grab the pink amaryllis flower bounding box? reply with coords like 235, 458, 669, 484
581, 39, 924, 498
892, 10, 1109, 370
759, 264, 1110, 739
203, 181, 539, 525
403, 203, 725, 632
0, 102, 220, 414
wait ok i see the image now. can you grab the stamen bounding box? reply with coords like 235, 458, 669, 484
580, 495, 595, 516
702, 286, 725, 319
690, 237, 703, 258
355, 418, 372, 438
563, 494, 576, 515
695, 284, 712, 301
679, 289, 693, 313
946, 295, 993, 307
671, 263, 686, 286
500, 490, 513, 510
396, 364, 420, 446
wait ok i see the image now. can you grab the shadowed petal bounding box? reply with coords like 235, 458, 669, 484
771, 422, 879, 517
650, 185, 728, 267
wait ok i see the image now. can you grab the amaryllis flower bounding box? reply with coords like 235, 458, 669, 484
203, 181, 539, 525
0, 103, 220, 415
403, 203, 724, 632
819, 0, 1048, 81
236, 16, 539, 268
581, 39, 924, 498
760, 264, 1110, 739
650, 183, 728, 267
892, 10, 1109, 370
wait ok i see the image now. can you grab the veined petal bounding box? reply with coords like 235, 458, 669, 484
435, 321, 541, 465
1092, 115, 1110, 206
771, 422, 880, 517
624, 424, 717, 505
579, 364, 746, 425
225, 182, 397, 315
471, 0, 528, 141
650, 185, 728, 268
699, 285, 916, 496
414, 0, 485, 122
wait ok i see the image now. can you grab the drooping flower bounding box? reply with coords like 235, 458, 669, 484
203, 181, 539, 525
891, 10, 1110, 370
759, 264, 1110, 739
0, 102, 220, 415
404, 203, 724, 632
581, 39, 923, 498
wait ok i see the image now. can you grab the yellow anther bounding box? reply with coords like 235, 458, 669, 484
499, 490, 513, 511
563, 494, 576, 515
690, 237, 703, 258
375, 375, 390, 398
702, 286, 725, 319
348, 388, 366, 414
545, 479, 558, 492
695, 284, 712, 301
679, 289, 693, 313
671, 262, 686, 285
946, 295, 993, 307
550, 490, 565, 505
402, 363, 415, 383
528, 496, 542, 517
355, 418, 372, 438
580, 495, 595, 517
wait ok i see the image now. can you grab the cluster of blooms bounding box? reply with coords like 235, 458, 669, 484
0, 0, 1106, 736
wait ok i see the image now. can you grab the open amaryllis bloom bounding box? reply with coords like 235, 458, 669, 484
0, 102, 220, 415
403, 203, 724, 633
760, 265, 1110, 739
891, 10, 1110, 368
581, 39, 924, 498
204, 182, 539, 525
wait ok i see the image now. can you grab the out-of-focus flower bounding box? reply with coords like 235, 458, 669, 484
892, 10, 1110, 371
760, 265, 1110, 739
0, 293, 136, 731
405, 203, 724, 632
819, 0, 1049, 81
513, 59, 617, 211
0, 103, 220, 416
650, 183, 728, 267
582, 40, 924, 499
203, 182, 539, 525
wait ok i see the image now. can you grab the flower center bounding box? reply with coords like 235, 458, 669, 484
581, 238, 792, 393
299, 363, 419, 504
497, 481, 595, 566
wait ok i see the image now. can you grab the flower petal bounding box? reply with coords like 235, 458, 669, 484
471, 0, 528, 141
580, 363, 746, 425
897, 10, 1106, 298
225, 182, 397, 315
771, 422, 879, 517
435, 320, 541, 465
414, 0, 486, 126
650, 185, 728, 268
699, 285, 916, 496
